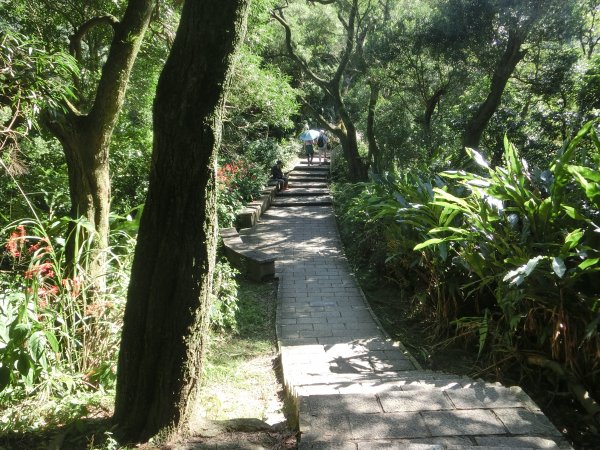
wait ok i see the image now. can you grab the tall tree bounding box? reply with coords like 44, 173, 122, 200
272, 0, 368, 181
427, 0, 578, 150
42, 0, 156, 287
114, 0, 250, 443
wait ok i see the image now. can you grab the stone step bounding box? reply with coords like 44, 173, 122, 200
288, 176, 328, 182
292, 167, 330, 174
278, 189, 330, 196
296, 161, 329, 167
289, 173, 329, 180
272, 196, 332, 207
287, 182, 328, 189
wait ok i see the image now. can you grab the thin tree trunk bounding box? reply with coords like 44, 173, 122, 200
366, 82, 381, 174
114, 0, 250, 443
423, 85, 446, 158
334, 92, 368, 182
462, 29, 527, 149
58, 124, 110, 290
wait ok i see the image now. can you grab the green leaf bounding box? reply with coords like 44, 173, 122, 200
28, 331, 45, 363
504, 136, 523, 180
561, 229, 584, 254
567, 165, 600, 205
465, 147, 490, 169
552, 257, 566, 278
0, 366, 11, 391
478, 310, 490, 357
567, 165, 600, 182
414, 238, 446, 250
579, 258, 600, 270
44, 330, 59, 353
11, 323, 30, 344
503, 256, 545, 286
17, 353, 30, 376
561, 205, 588, 222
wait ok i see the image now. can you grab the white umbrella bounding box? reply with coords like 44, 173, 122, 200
299, 129, 320, 141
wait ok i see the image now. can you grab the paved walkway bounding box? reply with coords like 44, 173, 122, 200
239, 162, 571, 450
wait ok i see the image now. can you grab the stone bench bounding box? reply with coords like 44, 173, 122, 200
220, 227, 276, 281
235, 185, 279, 229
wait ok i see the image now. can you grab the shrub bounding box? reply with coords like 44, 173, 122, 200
334, 122, 600, 409
209, 260, 240, 332
416, 123, 600, 376
216, 157, 268, 228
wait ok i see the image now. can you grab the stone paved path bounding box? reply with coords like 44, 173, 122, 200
239, 161, 571, 450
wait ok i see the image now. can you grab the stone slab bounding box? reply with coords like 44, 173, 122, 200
421, 409, 506, 436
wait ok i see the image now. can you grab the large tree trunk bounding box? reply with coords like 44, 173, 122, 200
45, 0, 155, 288
334, 92, 368, 182
462, 29, 527, 149
113, 0, 250, 443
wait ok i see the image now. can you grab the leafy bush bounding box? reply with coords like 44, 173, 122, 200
241, 138, 298, 173
216, 157, 268, 228
209, 260, 240, 332
335, 121, 600, 405
334, 129, 600, 449
333, 171, 464, 329
0, 218, 131, 397
0, 210, 136, 433
416, 123, 600, 380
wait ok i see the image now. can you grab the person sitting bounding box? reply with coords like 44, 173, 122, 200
271, 160, 288, 190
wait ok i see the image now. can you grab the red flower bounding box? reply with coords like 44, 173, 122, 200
61, 276, 82, 297
38, 284, 59, 299
24, 261, 55, 280
5, 225, 26, 257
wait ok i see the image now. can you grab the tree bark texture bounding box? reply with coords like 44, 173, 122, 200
333, 91, 369, 181
113, 0, 250, 443
366, 82, 381, 174
462, 28, 527, 149
45, 0, 155, 287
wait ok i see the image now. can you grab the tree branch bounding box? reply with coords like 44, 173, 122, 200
333, 0, 358, 84
298, 96, 339, 135
69, 15, 119, 61
270, 9, 330, 90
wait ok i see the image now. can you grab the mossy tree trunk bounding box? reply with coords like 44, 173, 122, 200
366, 82, 382, 174
113, 0, 250, 443
45, 0, 155, 289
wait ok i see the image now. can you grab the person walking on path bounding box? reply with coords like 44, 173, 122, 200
270, 160, 288, 190
304, 139, 315, 166
316, 129, 328, 164
299, 127, 320, 166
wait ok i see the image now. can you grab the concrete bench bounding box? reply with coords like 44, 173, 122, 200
235, 185, 279, 229
220, 227, 276, 281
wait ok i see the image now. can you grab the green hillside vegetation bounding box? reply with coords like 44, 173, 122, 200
0, 0, 598, 447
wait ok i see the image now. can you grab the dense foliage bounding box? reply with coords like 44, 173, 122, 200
1, 0, 599, 445
333, 122, 600, 442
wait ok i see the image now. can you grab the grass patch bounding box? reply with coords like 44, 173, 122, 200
198, 277, 284, 423
0, 275, 288, 449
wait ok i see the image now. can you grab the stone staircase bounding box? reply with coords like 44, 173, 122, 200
272, 162, 332, 207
